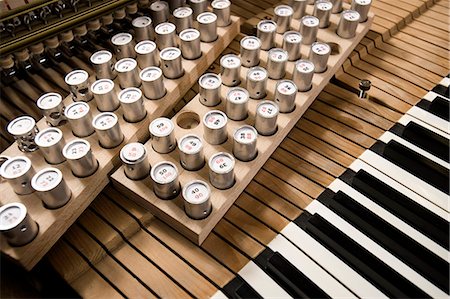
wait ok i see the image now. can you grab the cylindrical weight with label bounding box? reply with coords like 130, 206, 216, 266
65, 70, 93, 102
92, 112, 124, 148
293, 59, 315, 91
226, 87, 249, 121
160, 47, 184, 79
179, 28, 202, 60
149, 117, 176, 153
283, 31, 302, 61
64, 102, 94, 137
0, 156, 35, 195
182, 180, 212, 219
197, 12, 218, 43
199, 73, 222, 106
336, 10, 360, 38
275, 80, 297, 113
220, 54, 241, 87
140, 67, 166, 100
119, 87, 147, 123
212, 0, 231, 27
7, 115, 39, 152
208, 152, 235, 189
111, 33, 136, 59
300, 15, 319, 45
90, 50, 117, 80
0, 203, 39, 247
240, 36, 261, 67
189, 0, 208, 19
255, 100, 279, 136
120, 142, 150, 180
173, 7, 193, 33
36, 92, 66, 126
331, 0, 343, 13
135, 40, 159, 69
256, 20, 277, 50
291, 0, 308, 19
35, 128, 66, 164
91, 79, 119, 112
31, 167, 71, 209
267, 48, 288, 79
115, 58, 140, 88
351, 0, 371, 22
63, 139, 98, 177
314, 0, 333, 28
150, 1, 170, 25
155, 22, 177, 50
233, 125, 258, 162
150, 161, 180, 199
274, 5, 293, 33
203, 110, 228, 145
309, 41, 331, 73
132, 16, 155, 42
246, 66, 268, 99
168, 0, 186, 11
178, 134, 205, 171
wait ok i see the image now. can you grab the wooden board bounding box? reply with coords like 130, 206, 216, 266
0, 16, 240, 270
111, 7, 374, 245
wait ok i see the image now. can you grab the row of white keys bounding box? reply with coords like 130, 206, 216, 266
407, 106, 450, 135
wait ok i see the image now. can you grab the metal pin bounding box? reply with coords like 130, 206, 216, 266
92, 112, 124, 149
226, 87, 249, 121
120, 142, 150, 180
199, 73, 222, 106
140, 66, 166, 100
275, 79, 297, 113
256, 20, 277, 50
300, 15, 319, 45
132, 16, 155, 42
212, 0, 231, 27
233, 125, 258, 162
197, 12, 218, 43
267, 48, 288, 79
178, 134, 205, 171
351, 0, 371, 22
34, 128, 66, 164
203, 110, 228, 145
36, 92, 66, 126
173, 6, 193, 33
246, 66, 268, 99
65, 70, 93, 102
208, 152, 235, 189
358, 79, 371, 100
189, 0, 208, 19
182, 180, 212, 219
314, 0, 333, 28
160, 47, 184, 79
155, 22, 177, 50
150, 161, 180, 199
0, 156, 35, 195
119, 87, 147, 123
293, 59, 315, 91
135, 40, 159, 69
283, 31, 302, 61
150, 1, 170, 25
336, 10, 360, 38
240, 36, 261, 67
0, 203, 39, 247
290, 0, 308, 19
63, 139, 98, 178
309, 41, 331, 73
220, 54, 241, 87
90, 50, 117, 80
91, 79, 119, 112
331, 0, 343, 13
255, 100, 279, 136
274, 5, 293, 33
115, 58, 140, 88
31, 167, 71, 209
111, 32, 136, 59
7, 115, 39, 152
64, 102, 95, 137
179, 28, 202, 60
149, 117, 176, 153
167, 0, 186, 12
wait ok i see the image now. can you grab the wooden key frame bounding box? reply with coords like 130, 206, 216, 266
0, 16, 240, 270
112, 7, 374, 245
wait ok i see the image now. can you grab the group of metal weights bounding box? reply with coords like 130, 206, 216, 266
0, 0, 233, 246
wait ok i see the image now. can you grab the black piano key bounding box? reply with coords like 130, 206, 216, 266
432, 85, 450, 100
254, 248, 330, 299
294, 210, 430, 298
416, 96, 450, 121
319, 191, 449, 293
222, 276, 263, 299
340, 169, 449, 248
371, 140, 449, 193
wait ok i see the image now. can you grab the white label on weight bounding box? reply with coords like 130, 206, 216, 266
136, 41, 156, 54
65, 70, 88, 85
277, 80, 296, 95
241, 36, 261, 49
119, 88, 142, 103
284, 32, 302, 43
275, 5, 293, 16
150, 118, 173, 136
221, 55, 240, 68
3, 158, 29, 177
343, 10, 360, 21
258, 102, 278, 117
35, 169, 60, 190
316, 1, 333, 10
174, 7, 192, 18
132, 16, 151, 27
38, 93, 62, 109
269, 49, 288, 62
296, 60, 314, 73
184, 182, 209, 204
302, 16, 319, 27
0, 206, 22, 227
160, 48, 181, 60
92, 79, 114, 94
66, 102, 89, 118
228, 88, 248, 103
155, 23, 176, 34
37, 128, 62, 146
198, 12, 217, 23
180, 135, 202, 154
235, 126, 257, 144
210, 154, 233, 172
121, 143, 146, 162
248, 68, 267, 81
312, 42, 331, 55
355, 0, 371, 5
258, 20, 276, 32
141, 67, 162, 81
153, 163, 177, 183
205, 112, 226, 129
91, 51, 112, 64
94, 113, 117, 129
200, 74, 221, 89
65, 140, 89, 159
8, 116, 35, 135
180, 29, 200, 41
116, 58, 137, 72
212, 0, 230, 9
111, 33, 133, 46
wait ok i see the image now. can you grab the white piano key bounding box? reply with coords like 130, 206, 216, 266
306, 200, 448, 298
407, 106, 449, 134
281, 222, 388, 299
398, 114, 450, 141
210, 290, 228, 299
422, 90, 449, 102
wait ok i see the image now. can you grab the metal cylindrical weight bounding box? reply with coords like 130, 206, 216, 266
293, 59, 315, 91
135, 40, 159, 69
300, 15, 319, 45
267, 48, 288, 79
0, 203, 38, 247
173, 7, 193, 33
150, 161, 180, 199
189, 0, 208, 19
91, 79, 119, 112
351, 0, 371, 22
120, 142, 150, 180
36, 92, 66, 126
119, 88, 147, 123
246, 66, 268, 99
64, 102, 94, 137
291, 0, 308, 19
167, 0, 186, 12
240, 36, 261, 67
331, 0, 343, 13
274, 5, 293, 33
7, 115, 39, 152
132, 16, 155, 42
212, 0, 231, 27
226, 87, 249, 121
255, 100, 279, 136
150, 1, 170, 25
31, 167, 71, 209
256, 20, 277, 50
111, 32, 136, 59
35, 128, 66, 164
179, 28, 202, 60
140, 67, 166, 100
197, 12, 218, 43
275, 79, 297, 113
282, 31, 302, 61
92, 112, 124, 148
208, 152, 235, 189
182, 180, 212, 219
160, 47, 184, 79
309, 41, 331, 73
149, 117, 176, 153
155, 22, 177, 50
233, 125, 258, 161
65, 70, 93, 102
178, 134, 205, 171
220, 54, 241, 87
203, 110, 228, 145
314, 0, 333, 28
63, 139, 98, 177
336, 10, 360, 38
115, 58, 140, 88
90, 50, 117, 80
199, 73, 222, 106
0, 156, 35, 195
